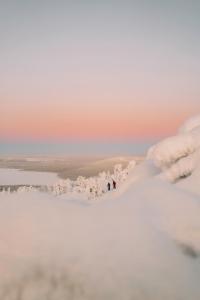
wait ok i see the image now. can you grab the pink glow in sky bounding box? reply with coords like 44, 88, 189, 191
1, 1, 200, 141
1, 98, 197, 140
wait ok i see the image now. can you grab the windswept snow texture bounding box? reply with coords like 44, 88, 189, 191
179, 114, 200, 133
0, 115, 200, 299
147, 115, 200, 184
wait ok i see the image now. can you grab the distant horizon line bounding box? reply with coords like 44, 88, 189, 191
0, 135, 163, 143
0, 139, 158, 156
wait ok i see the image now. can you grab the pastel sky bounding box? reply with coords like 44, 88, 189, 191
1, 0, 200, 141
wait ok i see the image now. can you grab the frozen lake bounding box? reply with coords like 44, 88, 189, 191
0, 168, 59, 185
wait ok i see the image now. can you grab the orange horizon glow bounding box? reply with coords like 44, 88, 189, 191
1, 1, 200, 143
1, 100, 197, 141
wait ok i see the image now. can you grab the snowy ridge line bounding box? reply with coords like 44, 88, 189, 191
0, 160, 137, 199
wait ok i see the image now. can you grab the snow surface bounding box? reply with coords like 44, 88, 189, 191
0, 168, 59, 185
147, 114, 200, 185
179, 114, 200, 133
0, 115, 200, 299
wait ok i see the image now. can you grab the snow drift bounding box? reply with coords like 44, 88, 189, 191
147, 115, 200, 186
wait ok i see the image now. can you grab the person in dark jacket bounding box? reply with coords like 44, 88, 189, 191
107, 182, 111, 191
113, 180, 116, 189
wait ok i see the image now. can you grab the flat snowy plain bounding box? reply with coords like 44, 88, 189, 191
0, 168, 59, 185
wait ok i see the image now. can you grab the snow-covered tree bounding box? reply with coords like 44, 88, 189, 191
3, 160, 137, 200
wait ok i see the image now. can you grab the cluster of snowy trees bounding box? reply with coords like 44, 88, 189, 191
49, 160, 136, 199
0, 185, 38, 194
0, 160, 136, 199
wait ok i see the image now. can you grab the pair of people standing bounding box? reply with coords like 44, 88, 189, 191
107, 180, 116, 191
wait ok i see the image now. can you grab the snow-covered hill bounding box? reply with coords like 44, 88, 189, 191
0, 115, 200, 300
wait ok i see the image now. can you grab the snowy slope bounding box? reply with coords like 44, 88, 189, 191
0, 115, 200, 299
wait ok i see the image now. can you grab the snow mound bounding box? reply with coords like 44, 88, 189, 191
179, 114, 200, 133
164, 149, 200, 182
147, 134, 196, 168
1, 182, 200, 300
147, 115, 200, 185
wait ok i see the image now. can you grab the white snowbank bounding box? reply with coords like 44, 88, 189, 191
179, 114, 200, 133
147, 115, 200, 186
176, 162, 200, 196
164, 149, 200, 182
0, 182, 200, 300
147, 134, 196, 168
